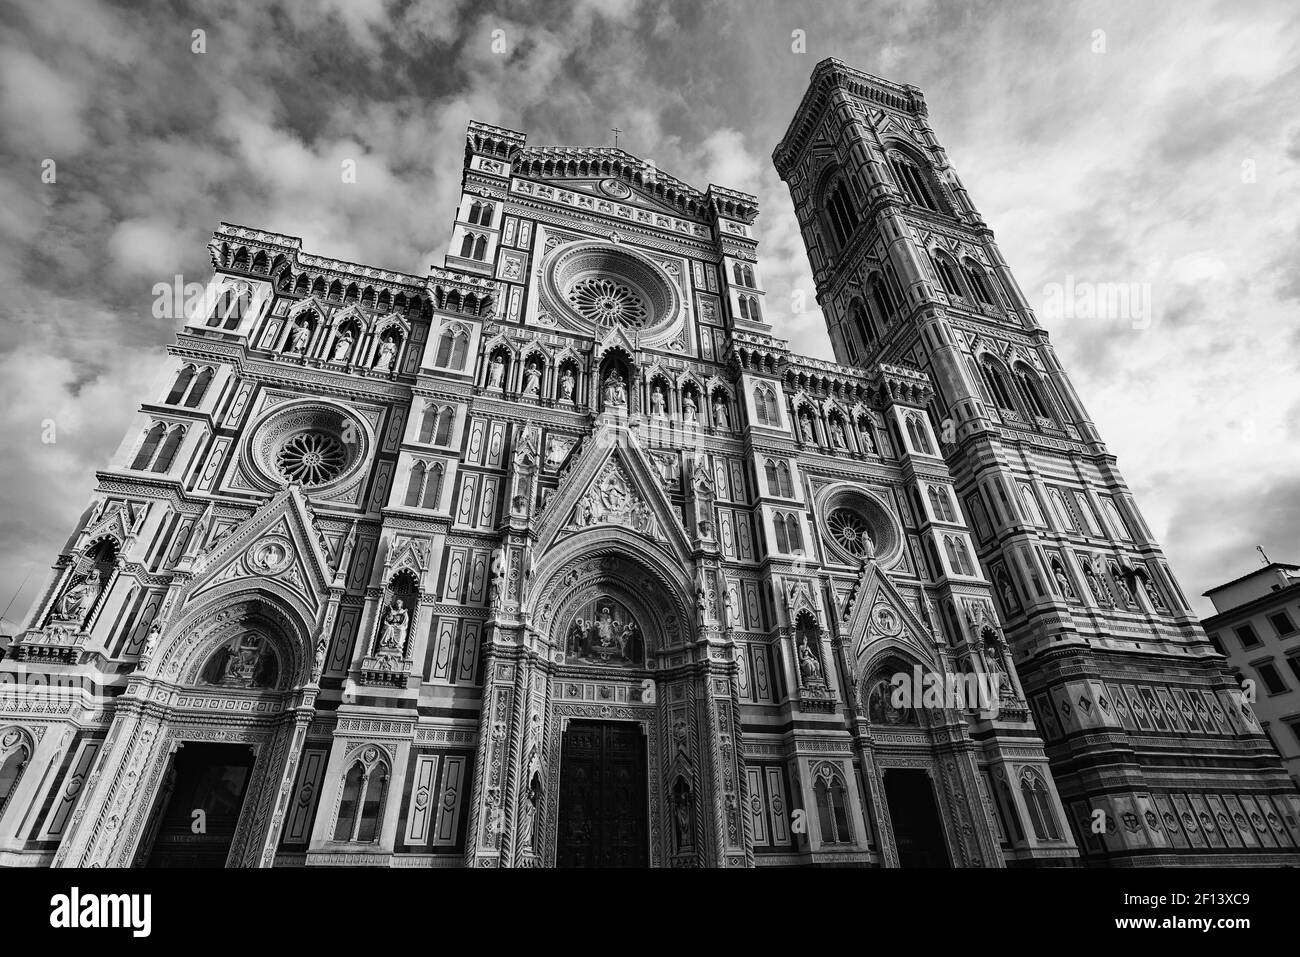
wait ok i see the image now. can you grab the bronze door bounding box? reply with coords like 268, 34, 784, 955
557, 720, 648, 867
142, 743, 255, 868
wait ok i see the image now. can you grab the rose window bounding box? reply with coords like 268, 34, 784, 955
827, 508, 873, 557
567, 277, 649, 329
275, 432, 347, 486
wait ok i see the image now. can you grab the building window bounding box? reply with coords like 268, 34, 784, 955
0, 729, 31, 817
333, 756, 389, 843
822, 176, 860, 250
434, 327, 469, 369
905, 413, 933, 454
933, 254, 964, 297
1256, 661, 1289, 696
813, 766, 852, 844
962, 259, 996, 306
467, 200, 493, 227
753, 385, 777, 425
1269, 611, 1297, 637
1285, 656, 1300, 685
1234, 624, 1262, 649
889, 154, 939, 212
1019, 767, 1061, 841
980, 359, 1017, 412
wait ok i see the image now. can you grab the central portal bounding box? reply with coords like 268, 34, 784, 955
140, 742, 256, 868
556, 720, 648, 867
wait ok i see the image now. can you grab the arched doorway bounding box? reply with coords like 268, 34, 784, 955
518, 536, 705, 868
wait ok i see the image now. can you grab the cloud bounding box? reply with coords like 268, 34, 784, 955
0, 0, 1298, 627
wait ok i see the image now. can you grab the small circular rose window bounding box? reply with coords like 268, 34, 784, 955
567, 277, 649, 329
275, 432, 347, 486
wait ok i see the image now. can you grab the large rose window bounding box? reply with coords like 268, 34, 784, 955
567, 277, 649, 329
543, 242, 678, 338
275, 432, 348, 486
818, 486, 903, 567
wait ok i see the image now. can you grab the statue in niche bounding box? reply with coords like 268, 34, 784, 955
603, 370, 627, 408
798, 410, 815, 444
330, 330, 353, 364
1111, 565, 1135, 606
374, 335, 398, 372
1052, 562, 1076, 599
141, 621, 162, 661
859, 421, 876, 453
650, 386, 667, 418
377, 596, 409, 656
830, 418, 847, 449
799, 636, 824, 686
1083, 560, 1110, 605
559, 367, 576, 402
682, 391, 698, 425
289, 319, 310, 354
52, 568, 103, 624
1142, 576, 1165, 609
313, 633, 329, 676
713, 398, 729, 430
672, 779, 693, 852
522, 362, 542, 397
487, 355, 505, 390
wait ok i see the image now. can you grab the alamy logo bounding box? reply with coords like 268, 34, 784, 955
49, 887, 151, 938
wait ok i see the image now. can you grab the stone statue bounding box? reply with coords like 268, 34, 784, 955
374, 335, 398, 372
830, 419, 847, 449
313, 634, 329, 676
860, 529, 876, 563
603, 371, 627, 408
487, 355, 505, 390
377, 597, 409, 656
331, 330, 353, 363
559, 368, 575, 402
522, 362, 541, 397
798, 411, 815, 444
289, 319, 310, 354
650, 386, 666, 418
52, 568, 103, 623
1142, 576, 1165, 609
682, 392, 698, 425
1053, 564, 1075, 599
141, 621, 162, 661
799, 637, 823, 684
713, 399, 729, 430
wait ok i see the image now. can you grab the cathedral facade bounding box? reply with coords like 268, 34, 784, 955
1, 58, 1296, 868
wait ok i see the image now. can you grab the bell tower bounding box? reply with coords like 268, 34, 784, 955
774, 58, 1300, 864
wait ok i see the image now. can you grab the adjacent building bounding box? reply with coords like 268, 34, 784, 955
1202, 562, 1300, 786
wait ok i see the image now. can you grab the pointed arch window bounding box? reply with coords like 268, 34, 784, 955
333, 757, 390, 843
151, 427, 185, 473
434, 326, 469, 369
889, 153, 940, 212
785, 512, 804, 553
467, 200, 493, 227
184, 368, 213, 408
851, 301, 877, 352
1014, 365, 1052, 420
813, 767, 852, 844
1019, 767, 1061, 841
753, 385, 777, 426
928, 485, 954, 522
933, 254, 964, 297
980, 359, 1017, 412
777, 462, 794, 498
962, 259, 997, 306
0, 730, 31, 816
772, 513, 790, 554
404, 462, 426, 507
165, 366, 196, 405
130, 423, 167, 470
434, 407, 454, 446
823, 176, 860, 250
421, 463, 444, 510
472, 235, 487, 261
418, 406, 437, 444
459, 233, 476, 259
732, 262, 744, 285
867, 275, 895, 330
765, 459, 780, 495
905, 413, 933, 455
207, 287, 251, 329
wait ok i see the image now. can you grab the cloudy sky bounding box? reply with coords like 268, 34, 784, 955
1, 0, 1297, 628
